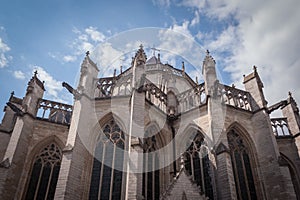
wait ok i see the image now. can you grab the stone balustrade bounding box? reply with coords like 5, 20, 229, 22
219, 84, 253, 111
177, 83, 206, 113
271, 117, 291, 137
36, 99, 72, 125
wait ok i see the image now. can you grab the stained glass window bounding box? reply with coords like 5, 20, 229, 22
25, 143, 62, 200
184, 133, 214, 200
89, 119, 124, 200
228, 130, 257, 200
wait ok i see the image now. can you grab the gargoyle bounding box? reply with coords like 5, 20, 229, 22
62, 82, 81, 98
6, 102, 24, 116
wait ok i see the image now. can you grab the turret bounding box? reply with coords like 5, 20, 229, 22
202, 50, 218, 96
125, 45, 147, 199
243, 66, 267, 109
0, 92, 20, 132
132, 44, 147, 90
22, 71, 45, 116
77, 51, 99, 97
281, 92, 300, 136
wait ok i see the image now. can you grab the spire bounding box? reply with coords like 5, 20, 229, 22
203, 49, 216, 66
27, 70, 45, 93
133, 44, 147, 66
202, 49, 217, 96
9, 91, 14, 101
243, 65, 267, 108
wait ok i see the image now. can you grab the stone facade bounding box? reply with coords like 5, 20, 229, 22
0, 46, 299, 200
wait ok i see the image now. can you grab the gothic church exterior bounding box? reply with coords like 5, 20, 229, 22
0, 46, 299, 199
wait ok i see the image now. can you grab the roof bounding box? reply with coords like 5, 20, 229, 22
146, 55, 159, 65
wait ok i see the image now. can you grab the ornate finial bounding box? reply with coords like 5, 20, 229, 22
120, 65, 123, 74
182, 61, 185, 72
86, 51, 90, 56
206, 49, 210, 56
232, 84, 235, 88
34, 70, 38, 77
134, 44, 147, 65
253, 65, 257, 72
288, 91, 292, 97
9, 91, 14, 101
196, 76, 198, 84
113, 69, 116, 77
158, 53, 161, 62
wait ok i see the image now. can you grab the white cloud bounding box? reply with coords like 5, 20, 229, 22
85, 26, 105, 42
190, 10, 200, 26
63, 55, 77, 62
13, 70, 26, 80
50, 27, 107, 64
152, 0, 171, 7
180, 0, 300, 104
0, 37, 11, 68
33, 66, 63, 101
92, 42, 125, 77
157, 21, 205, 69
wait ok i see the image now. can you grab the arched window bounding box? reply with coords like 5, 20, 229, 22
184, 133, 214, 200
89, 119, 125, 200
25, 143, 62, 200
280, 154, 300, 199
228, 130, 257, 200
142, 129, 160, 200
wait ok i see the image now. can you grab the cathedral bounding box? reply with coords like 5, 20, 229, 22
0, 45, 299, 200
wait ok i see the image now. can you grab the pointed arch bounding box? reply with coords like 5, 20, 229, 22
90, 112, 127, 149
178, 123, 207, 155
279, 153, 300, 199
226, 123, 258, 200
89, 113, 125, 200
97, 112, 127, 134
142, 122, 162, 200
23, 138, 63, 200
226, 122, 257, 152
144, 121, 165, 149
181, 124, 214, 200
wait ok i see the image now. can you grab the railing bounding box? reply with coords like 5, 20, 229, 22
95, 75, 132, 98
144, 79, 167, 113
219, 84, 253, 111
271, 118, 291, 137
36, 99, 72, 125
177, 83, 206, 113
95, 77, 115, 98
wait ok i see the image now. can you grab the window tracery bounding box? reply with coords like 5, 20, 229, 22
142, 129, 160, 200
184, 133, 214, 200
25, 143, 62, 200
89, 119, 125, 200
228, 130, 257, 200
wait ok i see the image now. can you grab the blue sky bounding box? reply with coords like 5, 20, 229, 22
0, 0, 300, 118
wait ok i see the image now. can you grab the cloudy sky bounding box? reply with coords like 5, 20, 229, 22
0, 0, 299, 118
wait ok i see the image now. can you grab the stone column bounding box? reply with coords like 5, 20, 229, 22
215, 144, 237, 200
125, 45, 146, 200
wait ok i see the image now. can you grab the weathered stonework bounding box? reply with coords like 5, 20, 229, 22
0, 47, 299, 200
